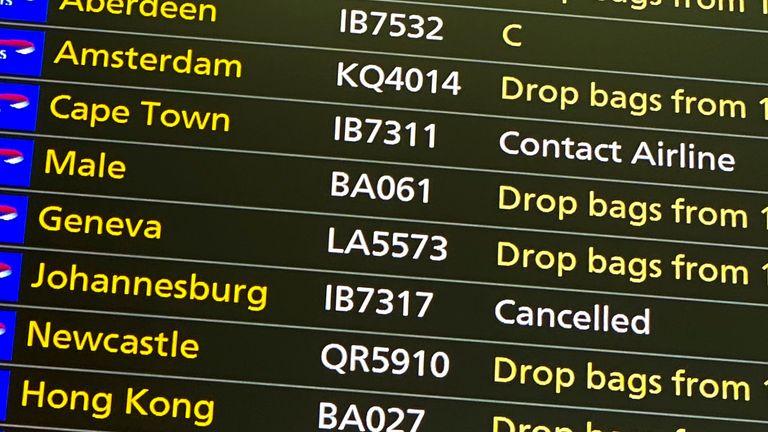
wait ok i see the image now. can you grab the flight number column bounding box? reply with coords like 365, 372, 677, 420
321, 4, 768, 432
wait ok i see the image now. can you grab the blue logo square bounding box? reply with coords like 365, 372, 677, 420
0, 28, 45, 77
0, 310, 15, 361
0, 252, 21, 303
0, 194, 27, 244
0, 82, 38, 132
0, 370, 8, 421
0, 0, 49, 23
0, 138, 33, 187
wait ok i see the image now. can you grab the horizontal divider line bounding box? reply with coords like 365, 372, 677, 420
368, 0, 768, 35
2, 186, 765, 251
0, 130, 766, 196
1, 244, 765, 309
3, 75, 767, 143
2, 302, 765, 366
0, 362, 764, 425
2, 18, 766, 87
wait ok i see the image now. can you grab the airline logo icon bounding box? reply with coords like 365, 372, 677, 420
0, 83, 38, 131
0, 194, 27, 244
0, 149, 22, 164
0, 39, 34, 55
0, 206, 16, 221
0, 0, 49, 24
0, 311, 15, 361
0, 28, 45, 76
0, 93, 29, 109
0, 252, 21, 302
0, 139, 33, 187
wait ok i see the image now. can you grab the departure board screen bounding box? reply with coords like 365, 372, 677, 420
0, 0, 765, 431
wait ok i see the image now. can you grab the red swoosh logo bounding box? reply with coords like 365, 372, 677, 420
0, 263, 11, 279
0, 40, 35, 55
0, 205, 18, 221
0, 94, 29, 110
0, 149, 23, 165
